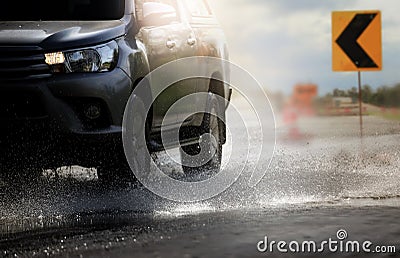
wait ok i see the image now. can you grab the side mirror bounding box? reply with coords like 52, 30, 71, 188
142, 2, 178, 27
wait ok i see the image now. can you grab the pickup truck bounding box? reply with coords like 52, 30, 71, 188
0, 0, 231, 184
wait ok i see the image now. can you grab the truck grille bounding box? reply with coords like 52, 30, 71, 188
0, 46, 52, 81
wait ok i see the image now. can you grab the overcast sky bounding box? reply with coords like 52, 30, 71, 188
209, 0, 400, 95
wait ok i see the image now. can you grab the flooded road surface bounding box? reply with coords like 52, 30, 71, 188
0, 99, 399, 257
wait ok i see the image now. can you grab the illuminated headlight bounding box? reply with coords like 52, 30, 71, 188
45, 41, 118, 73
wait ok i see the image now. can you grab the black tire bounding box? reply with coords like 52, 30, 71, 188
180, 93, 224, 176
97, 96, 150, 186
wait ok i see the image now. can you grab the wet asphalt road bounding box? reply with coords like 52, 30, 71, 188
0, 97, 400, 257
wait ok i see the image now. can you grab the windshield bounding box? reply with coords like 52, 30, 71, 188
0, 0, 125, 21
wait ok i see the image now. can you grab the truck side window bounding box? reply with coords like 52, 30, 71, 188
135, 0, 178, 24
183, 0, 212, 17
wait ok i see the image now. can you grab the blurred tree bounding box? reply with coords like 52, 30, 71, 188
333, 88, 346, 97
362, 85, 372, 103
347, 87, 358, 103
329, 83, 400, 108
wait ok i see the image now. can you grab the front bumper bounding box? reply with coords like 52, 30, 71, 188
0, 68, 133, 167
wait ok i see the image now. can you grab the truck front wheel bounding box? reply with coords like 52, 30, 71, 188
180, 93, 224, 177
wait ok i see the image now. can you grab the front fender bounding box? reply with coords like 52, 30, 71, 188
117, 38, 150, 87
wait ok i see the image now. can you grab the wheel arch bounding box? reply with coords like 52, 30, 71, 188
132, 76, 153, 137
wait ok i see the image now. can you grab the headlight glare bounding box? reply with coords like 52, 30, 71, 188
46, 41, 119, 73
65, 49, 102, 73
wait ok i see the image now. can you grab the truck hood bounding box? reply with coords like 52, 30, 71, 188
0, 20, 126, 51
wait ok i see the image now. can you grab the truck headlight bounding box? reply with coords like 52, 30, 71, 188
45, 41, 119, 73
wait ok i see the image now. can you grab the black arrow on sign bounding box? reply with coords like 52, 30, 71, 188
336, 13, 378, 68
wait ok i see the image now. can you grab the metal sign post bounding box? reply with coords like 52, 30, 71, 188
358, 71, 363, 138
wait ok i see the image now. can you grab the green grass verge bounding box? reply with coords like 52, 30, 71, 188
368, 111, 400, 121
